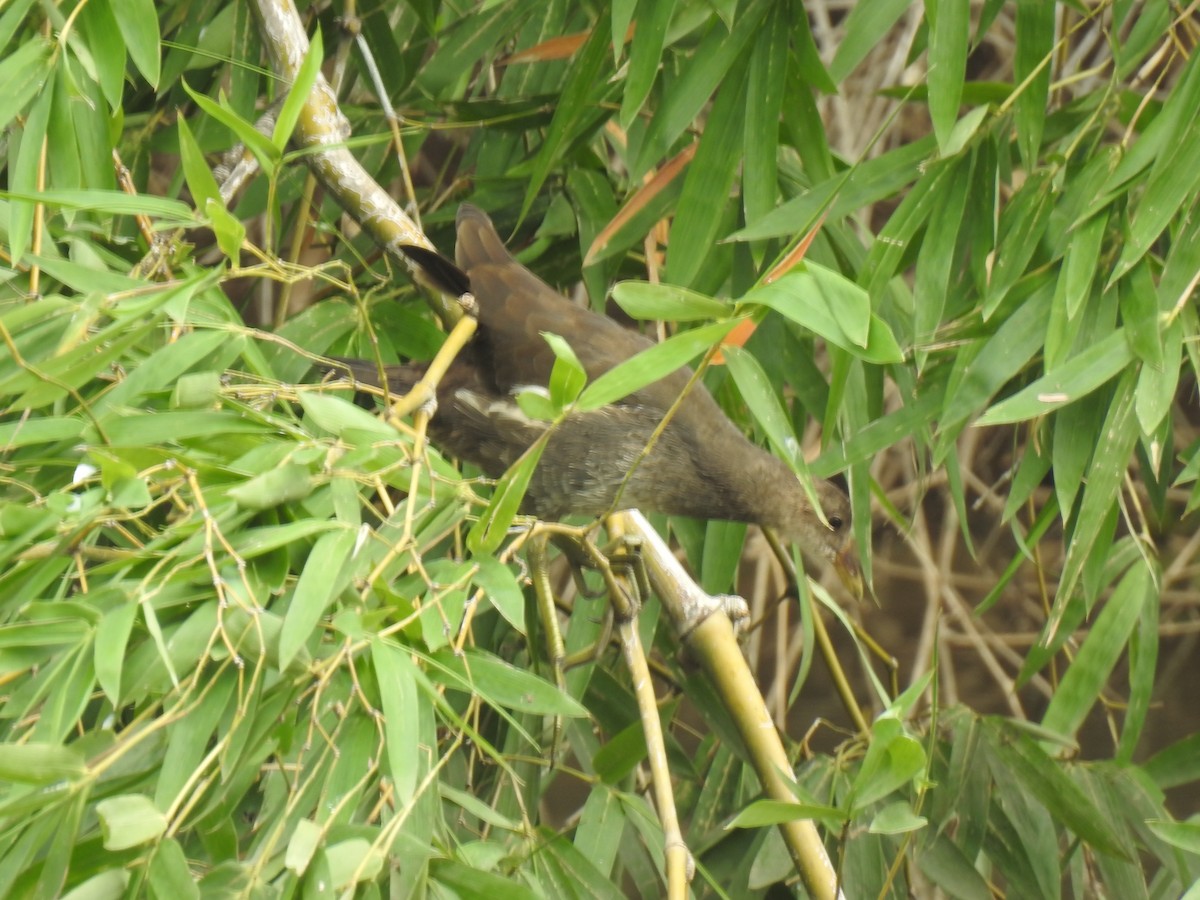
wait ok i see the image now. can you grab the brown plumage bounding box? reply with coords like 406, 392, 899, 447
334, 204, 859, 589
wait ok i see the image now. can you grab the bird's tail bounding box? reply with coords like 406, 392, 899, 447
455, 204, 513, 270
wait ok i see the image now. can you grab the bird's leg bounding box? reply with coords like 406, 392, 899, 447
526, 529, 567, 763
547, 529, 610, 599
602, 534, 652, 610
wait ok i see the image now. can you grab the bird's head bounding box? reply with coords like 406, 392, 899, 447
779, 480, 862, 599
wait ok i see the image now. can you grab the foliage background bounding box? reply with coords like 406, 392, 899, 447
1, 0, 1199, 897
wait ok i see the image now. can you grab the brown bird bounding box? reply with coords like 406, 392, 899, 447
334, 204, 859, 592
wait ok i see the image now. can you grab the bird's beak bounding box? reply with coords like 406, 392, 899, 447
833, 546, 864, 600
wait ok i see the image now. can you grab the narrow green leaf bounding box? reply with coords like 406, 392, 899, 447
543, 332, 587, 410
94, 602, 138, 705
177, 116, 221, 212
78, 0, 127, 110
728, 799, 842, 829
983, 171, 1055, 318
914, 155, 971, 367
182, 80, 279, 177
667, 54, 748, 287
468, 438, 546, 555
632, 0, 768, 178
371, 638, 422, 796
610, 282, 732, 321
97, 795, 167, 850
744, 269, 903, 363
927, 0, 969, 151
1055, 370, 1139, 607
1118, 261, 1162, 368
147, 838, 199, 900
849, 716, 925, 812
431, 649, 589, 718
207, 200, 247, 261
520, 8, 612, 221
1013, 0, 1053, 169
743, 5, 787, 227
975, 329, 1132, 425
280, 528, 357, 667
227, 464, 315, 511
722, 345, 806, 473
108, 0, 160, 87
8, 84, 52, 266
733, 136, 937, 242
298, 392, 398, 440
577, 319, 736, 411
619, 0, 676, 128
1117, 579, 1159, 763
993, 724, 1128, 858
1135, 316, 1182, 435
272, 30, 323, 151
1, 188, 195, 223
0, 37, 50, 135
1042, 562, 1151, 739
0, 742, 86, 784
1146, 820, 1200, 856
1112, 51, 1200, 282
829, 0, 912, 83
472, 556, 526, 633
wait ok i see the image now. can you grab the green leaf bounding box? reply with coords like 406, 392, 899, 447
1, 188, 195, 223
1041, 563, 1152, 739
927, 0, 968, 151
520, 8, 612, 221
543, 332, 587, 411
577, 319, 737, 411
0, 35, 50, 135
721, 345, 806, 472
983, 170, 1055, 318
109, 0, 160, 86
632, 0, 768, 178
975, 329, 1132, 425
619, 0, 676, 128
94, 602, 138, 705
1111, 50, 1200, 282
727, 799, 842, 829
991, 723, 1128, 858
280, 527, 358, 667
868, 801, 926, 835
182, 80, 279, 177
667, 53, 748, 287
97, 794, 167, 850
8, 83, 52, 266
78, 0, 127, 110
1056, 370, 1140, 606
1013, 0, 1054, 169
849, 715, 926, 812
0, 742, 86, 784
371, 639, 423, 797
743, 268, 903, 363
298, 392, 398, 440
609, 282, 732, 321
273, 29, 323, 152
177, 116, 221, 214
468, 438, 547, 556
472, 556, 526, 633
829, 0, 911, 83
430, 648, 588, 718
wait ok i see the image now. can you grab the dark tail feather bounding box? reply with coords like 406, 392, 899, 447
396, 244, 472, 298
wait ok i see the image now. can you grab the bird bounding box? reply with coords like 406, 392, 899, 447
332, 204, 860, 593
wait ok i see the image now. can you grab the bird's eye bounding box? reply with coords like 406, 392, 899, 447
828, 515, 844, 530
